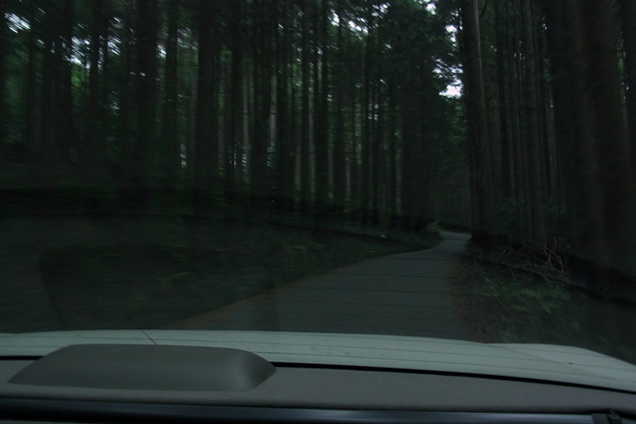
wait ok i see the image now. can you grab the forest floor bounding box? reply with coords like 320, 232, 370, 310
449, 254, 636, 364
0, 215, 431, 332
4, 215, 634, 366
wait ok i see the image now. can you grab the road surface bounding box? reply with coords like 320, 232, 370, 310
169, 231, 470, 339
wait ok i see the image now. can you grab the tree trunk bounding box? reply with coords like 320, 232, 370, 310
619, 0, 636, 168
299, 2, 312, 214
24, 2, 39, 161
494, 1, 512, 201
581, 0, 635, 274
162, 0, 179, 188
274, 0, 294, 210
387, 88, 398, 220
314, 0, 330, 214
460, 0, 495, 242
250, 0, 272, 208
332, 0, 347, 214
86, 0, 106, 177
522, 0, 546, 244
133, 0, 158, 208
195, 0, 220, 215
0, 0, 7, 150
542, 0, 608, 267
40, 1, 75, 180
119, 0, 135, 188
400, 102, 417, 225
360, 5, 374, 224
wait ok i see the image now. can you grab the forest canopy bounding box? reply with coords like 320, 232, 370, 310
0, 0, 635, 277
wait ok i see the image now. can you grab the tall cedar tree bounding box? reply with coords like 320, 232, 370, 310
86, 0, 107, 177
195, 0, 220, 214
132, 0, 158, 207
0, 0, 7, 150
162, 0, 180, 188
460, 0, 494, 242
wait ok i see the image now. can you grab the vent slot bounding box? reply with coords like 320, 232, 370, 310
10, 344, 276, 392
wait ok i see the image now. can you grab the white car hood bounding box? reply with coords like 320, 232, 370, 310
1, 330, 635, 393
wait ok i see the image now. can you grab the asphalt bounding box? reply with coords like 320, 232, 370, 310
169, 231, 471, 339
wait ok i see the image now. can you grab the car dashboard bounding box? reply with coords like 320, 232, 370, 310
0, 344, 634, 424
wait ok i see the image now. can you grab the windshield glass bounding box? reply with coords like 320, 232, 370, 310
1, 0, 635, 372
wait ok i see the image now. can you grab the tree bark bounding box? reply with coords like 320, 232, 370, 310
494, 0, 512, 201
0, 0, 7, 150
522, 0, 546, 244
332, 0, 347, 214
195, 0, 220, 214
86, 0, 106, 177
274, 0, 294, 210
162, 0, 179, 188
460, 0, 495, 242
542, 0, 608, 267
299, 2, 312, 214
581, 0, 635, 273
40, 1, 75, 179
619, 0, 636, 168
314, 0, 330, 214
225, 0, 245, 199
133, 0, 158, 208
250, 0, 273, 208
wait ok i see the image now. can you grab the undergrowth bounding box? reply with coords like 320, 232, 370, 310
450, 254, 636, 364
451, 257, 583, 344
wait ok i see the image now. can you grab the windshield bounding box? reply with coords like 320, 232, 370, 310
1, 0, 635, 375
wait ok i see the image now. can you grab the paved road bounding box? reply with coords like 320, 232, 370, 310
170, 231, 471, 339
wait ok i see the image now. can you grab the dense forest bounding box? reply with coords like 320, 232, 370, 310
0, 0, 468, 227
0, 0, 635, 277
462, 0, 636, 279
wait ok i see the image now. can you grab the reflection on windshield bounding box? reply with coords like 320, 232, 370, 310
0, 0, 635, 365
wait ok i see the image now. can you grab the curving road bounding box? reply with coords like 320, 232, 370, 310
170, 231, 471, 340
